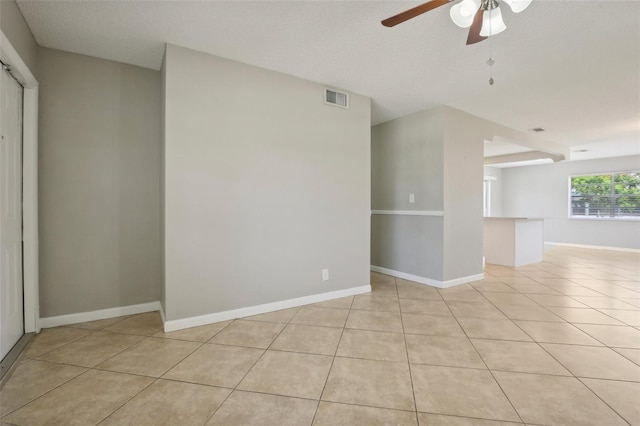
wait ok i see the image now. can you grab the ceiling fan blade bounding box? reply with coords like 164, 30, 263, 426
382, 0, 450, 27
466, 7, 487, 45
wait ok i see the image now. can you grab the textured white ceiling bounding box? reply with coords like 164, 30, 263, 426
17, 0, 640, 160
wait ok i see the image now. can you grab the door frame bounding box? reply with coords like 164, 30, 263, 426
1, 30, 39, 333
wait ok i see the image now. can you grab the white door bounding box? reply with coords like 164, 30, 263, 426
0, 67, 24, 360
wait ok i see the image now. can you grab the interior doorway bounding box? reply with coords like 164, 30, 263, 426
0, 61, 25, 365
0, 30, 39, 380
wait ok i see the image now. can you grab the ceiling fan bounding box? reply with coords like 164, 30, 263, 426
381, 0, 533, 45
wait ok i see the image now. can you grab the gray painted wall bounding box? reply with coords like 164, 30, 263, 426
442, 108, 484, 281
0, 0, 37, 75
371, 215, 444, 280
163, 44, 371, 321
372, 107, 553, 283
371, 109, 444, 211
38, 48, 161, 317
371, 108, 445, 280
501, 155, 640, 249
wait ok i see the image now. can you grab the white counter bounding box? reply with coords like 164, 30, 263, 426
483, 217, 544, 267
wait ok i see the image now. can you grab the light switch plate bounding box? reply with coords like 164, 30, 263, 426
322, 269, 329, 281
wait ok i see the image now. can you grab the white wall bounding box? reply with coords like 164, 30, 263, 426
501, 155, 640, 249
163, 45, 371, 321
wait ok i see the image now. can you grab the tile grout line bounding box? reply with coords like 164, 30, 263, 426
201, 315, 289, 424
94, 376, 157, 426
479, 283, 617, 357
495, 266, 637, 425
574, 376, 633, 426
441, 292, 526, 424
516, 315, 639, 424
309, 293, 356, 426
6, 262, 639, 424
22, 326, 98, 360
464, 278, 619, 349
203, 308, 335, 424
20, 314, 198, 424
1, 316, 163, 421
204, 319, 235, 343
95, 323, 205, 425
72, 332, 156, 369
394, 276, 420, 425
420, 410, 537, 425
0, 361, 89, 420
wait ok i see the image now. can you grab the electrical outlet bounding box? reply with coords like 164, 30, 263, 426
409, 193, 415, 203
322, 269, 329, 281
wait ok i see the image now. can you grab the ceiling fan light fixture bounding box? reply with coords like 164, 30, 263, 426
480, 6, 506, 36
502, 0, 533, 13
450, 0, 481, 28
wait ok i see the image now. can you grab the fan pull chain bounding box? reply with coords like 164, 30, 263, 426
487, 6, 495, 85
487, 49, 495, 85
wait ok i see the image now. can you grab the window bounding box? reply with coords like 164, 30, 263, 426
570, 172, 640, 219
483, 176, 496, 217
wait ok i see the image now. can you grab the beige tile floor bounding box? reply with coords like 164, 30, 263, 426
1, 246, 639, 425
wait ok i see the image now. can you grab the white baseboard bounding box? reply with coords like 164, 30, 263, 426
163, 285, 371, 332
545, 242, 640, 254
370, 265, 484, 289
40, 301, 161, 329
443, 273, 485, 287
159, 303, 166, 324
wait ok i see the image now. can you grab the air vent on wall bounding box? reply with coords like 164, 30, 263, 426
325, 89, 349, 109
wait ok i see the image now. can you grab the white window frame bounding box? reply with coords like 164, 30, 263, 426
568, 170, 640, 222
483, 176, 496, 217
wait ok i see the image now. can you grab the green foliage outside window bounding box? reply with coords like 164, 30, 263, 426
570, 172, 640, 218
